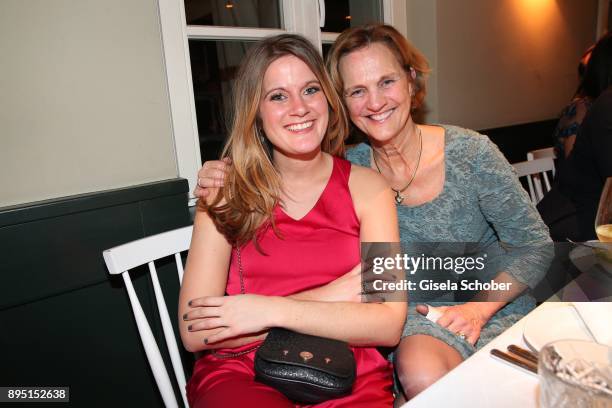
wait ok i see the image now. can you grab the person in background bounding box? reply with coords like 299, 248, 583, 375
194, 24, 552, 404
539, 33, 612, 241
538, 87, 612, 242
553, 33, 612, 160
552, 45, 593, 159
180, 33, 405, 407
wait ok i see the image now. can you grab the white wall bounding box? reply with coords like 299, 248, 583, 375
406, 0, 439, 123
407, 0, 598, 130
0, 0, 177, 208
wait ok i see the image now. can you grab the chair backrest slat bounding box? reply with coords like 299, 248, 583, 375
513, 157, 555, 204
104, 226, 193, 275
148, 261, 188, 408
122, 272, 180, 408
103, 226, 193, 407
174, 253, 185, 284
525, 173, 536, 203
527, 146, 556, 176
543, 171, 552, 192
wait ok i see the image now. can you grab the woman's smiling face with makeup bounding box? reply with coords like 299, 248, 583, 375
259, 55, 329, 160
339, 42, 414, 145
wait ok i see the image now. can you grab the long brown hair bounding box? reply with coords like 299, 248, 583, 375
326, 24, 430, 117
203, 34, 349, 247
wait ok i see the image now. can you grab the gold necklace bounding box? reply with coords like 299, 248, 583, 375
372, 127, 423, 205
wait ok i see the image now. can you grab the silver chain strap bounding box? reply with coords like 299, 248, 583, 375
210, 246, 260, 359
237, 246, 246, 295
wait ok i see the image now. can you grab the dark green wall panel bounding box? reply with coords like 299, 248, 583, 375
0, 203, 142, 309
0, 179, 192, 407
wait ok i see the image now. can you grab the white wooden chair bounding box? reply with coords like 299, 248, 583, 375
103, 226, 193, 408
527, 146, 556, 176
513, 157, 555, 204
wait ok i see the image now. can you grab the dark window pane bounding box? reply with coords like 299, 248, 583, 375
185, 0, 281, 28
322, 43, 332, 60
321, 0, 382, 33
189, 40, 255, 161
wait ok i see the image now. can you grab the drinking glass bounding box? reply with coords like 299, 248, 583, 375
539, 339, 612, 407
595, 177, 612, 242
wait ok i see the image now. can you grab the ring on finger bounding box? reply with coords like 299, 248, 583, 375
456, 332, 467, 341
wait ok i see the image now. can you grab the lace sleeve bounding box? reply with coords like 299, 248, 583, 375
474, 137, 554, 288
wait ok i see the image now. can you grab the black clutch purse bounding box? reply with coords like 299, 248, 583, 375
233, 247, 356, 404
254, 328, 356, 404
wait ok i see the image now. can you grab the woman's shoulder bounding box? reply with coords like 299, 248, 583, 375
439, 124, 496, 161
330, 151, 385, 192
347, 159, 391, 207
348, 160, 386, 188
441, 124, 488, 143
347, 160, 396, 229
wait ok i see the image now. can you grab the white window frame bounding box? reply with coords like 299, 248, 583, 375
157, 0, 406, 205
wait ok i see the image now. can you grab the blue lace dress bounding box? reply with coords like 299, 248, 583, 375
347, 125, 553, 359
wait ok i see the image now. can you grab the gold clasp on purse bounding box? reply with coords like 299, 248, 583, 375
299, 351, 313, 362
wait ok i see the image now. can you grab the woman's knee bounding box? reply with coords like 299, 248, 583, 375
394, 335, 463, 399
396, 358, 447, 398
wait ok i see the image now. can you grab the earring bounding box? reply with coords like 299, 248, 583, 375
256, 126, 265, 143
256, 126, 273, 159
409, 66, 417, 80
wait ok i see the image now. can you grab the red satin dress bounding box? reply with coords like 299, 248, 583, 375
187, 157, 394, 407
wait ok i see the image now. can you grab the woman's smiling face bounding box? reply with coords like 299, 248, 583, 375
339, 42, 413, 144
259, 55, 329, 160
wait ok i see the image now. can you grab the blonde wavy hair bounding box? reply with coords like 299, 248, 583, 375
203, 34, 349, 248
326, 24, 430, 117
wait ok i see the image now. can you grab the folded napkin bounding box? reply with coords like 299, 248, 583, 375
572, 302, 612, 346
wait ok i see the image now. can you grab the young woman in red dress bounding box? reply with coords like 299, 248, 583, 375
178, 34, 405, 407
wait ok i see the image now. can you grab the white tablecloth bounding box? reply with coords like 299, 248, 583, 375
403, 245, 612, 407
403, 302, 563, 408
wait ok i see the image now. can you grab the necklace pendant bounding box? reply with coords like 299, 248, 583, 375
394, 191, 404, 204
372, 126, 423, 207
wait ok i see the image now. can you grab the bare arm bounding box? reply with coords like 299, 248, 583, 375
178, 208, 263, 352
